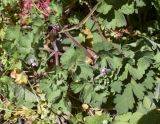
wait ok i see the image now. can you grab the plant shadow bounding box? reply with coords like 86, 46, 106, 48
138, 109, 160, 124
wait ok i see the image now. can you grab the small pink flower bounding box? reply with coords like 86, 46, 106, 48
114, 31, 123, 39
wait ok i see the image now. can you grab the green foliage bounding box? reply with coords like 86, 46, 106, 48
61, 48, 86, 69
84, 114, 111, 124
0, 0, 160, 123
40, 69, 71, 114
114, 84, 135, 114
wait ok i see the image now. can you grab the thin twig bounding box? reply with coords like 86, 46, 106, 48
64, 31, 97, 59
59, 1, 101, 33
90, 10, 123, 54
63, 32, 83, 48
0, 107, 15, 112
28, 81, 40, 103
32, 2, 48, 16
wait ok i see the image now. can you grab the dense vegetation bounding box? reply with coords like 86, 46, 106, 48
0, 0, 160, 123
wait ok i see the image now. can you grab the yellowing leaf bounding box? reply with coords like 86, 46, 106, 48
0, 28, 5, 41
82, 27, 93, 48
4, 101, 12, 108
10, 68, 20, 79
4, 111, 12, 120
85, 57, 93, 65
14, 106, 35, 116
82, 103, 89, 111
10, 68, 28, 84
95, 110, 103, 116
37, 102, 48, 115
15, 72, 28, 84
82, 28, 93, 39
